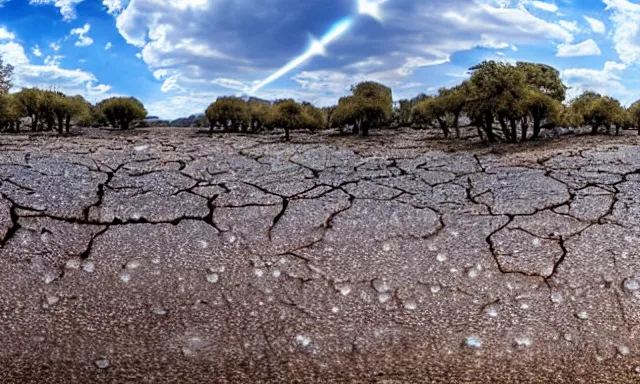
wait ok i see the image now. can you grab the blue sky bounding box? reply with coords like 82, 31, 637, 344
0, 0, 639, 119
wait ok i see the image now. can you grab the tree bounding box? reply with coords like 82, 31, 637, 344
205, 97, 249, 133
435, 83, 469, 138
51, 92, 72, 134
628, 100, 640, 135
0, 56, 13, 95
322, 106, 337, 129
395, 99, 413, 127
516, 62, 567, 102
247, 98, 271, 132
14, 88, 42, 131
98, 97, 147, 130
332, 81, 393, 136
266, 99, 311, 141
302, 102, 325, 131
467, 61, 528, 143
570, 91, 624, 135
411, 96, 452, 137
522, 90, 562, 139
0, 94, 20, 132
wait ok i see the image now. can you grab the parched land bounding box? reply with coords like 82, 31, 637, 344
2, 127, 640, 383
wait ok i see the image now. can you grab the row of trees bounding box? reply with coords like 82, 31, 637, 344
406, 61, 639, 142
203, 61, 640, 142
205, 97, 325, 140
0, 90, 148, 133
204, 81, 394, 140
0, 56, 147, 133
4, 51, 640, 142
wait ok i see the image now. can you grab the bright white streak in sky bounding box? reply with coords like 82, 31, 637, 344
249, 19, 353, 93
358, 0, 386, 21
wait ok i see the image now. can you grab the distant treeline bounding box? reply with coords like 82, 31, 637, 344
2, 55, 640, 143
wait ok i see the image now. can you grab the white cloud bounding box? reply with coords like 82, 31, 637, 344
44, 55, 63, 66
105, 42, 112, 50
70, 24, 94, 47
110, 0, 576, 118
556, 39, 601, 57
583, 16, 606, 34
32, 45, 42, 57
0, 26, 15, 40
0, 28, 111, 100
29, 0, 85, 21
563, 61, 631, 102
558, 20, 583, 34
530, 1, 558, 13
49, 42, 61, 51
604, 0, 640, 65
103, 0, 122, 14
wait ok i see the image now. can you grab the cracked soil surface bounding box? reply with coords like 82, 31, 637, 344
2, 127, 640, 383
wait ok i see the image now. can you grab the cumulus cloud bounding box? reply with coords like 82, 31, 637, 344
103, 0, 122, 14
583, 16, 606, 34
29, 0, 85, 21
32, 45, 42, 57
0, 27, 111, 100
529, 1, 558, 13
556, 39, 601, 57
70, 24, 94, 47
108, 0, 575, 115
105, 42, 112, 50
49, 42, 61, 51
604, 0, 640, 65
0, 26, 14, 40
558, 20, 583, 34
562, 61, 631, 102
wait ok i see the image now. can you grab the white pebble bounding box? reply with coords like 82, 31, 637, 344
465, 336, 482, 348
82, 261, 95, 273
94, 357, 110, 369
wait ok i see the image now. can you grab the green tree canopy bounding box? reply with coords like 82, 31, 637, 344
570, 91, 624, 135
98, 97, 147, 130
332, 81, 393, 136
205, 97, 249, 133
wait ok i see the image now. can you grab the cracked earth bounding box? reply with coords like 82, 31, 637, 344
2, 127, 640, 383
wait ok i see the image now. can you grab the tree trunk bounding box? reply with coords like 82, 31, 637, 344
32, 115, 38, 131
65, 115, 71, 133
509, 118, 518, 144
122, 120, 130, 130
437, 118, 449, 138
453, 113, 460, 139
498, 116, 510, 142
284, 127, 290, 141
531, 114, 542, 139
57, 115, 64, 135
483, 112, 496, 143
591, 123, 599, 135
361, 120, 370, 137
15, 120, 20, 132
521, 116, 529, 141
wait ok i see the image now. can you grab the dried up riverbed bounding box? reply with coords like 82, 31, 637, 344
1, 127, 640, 383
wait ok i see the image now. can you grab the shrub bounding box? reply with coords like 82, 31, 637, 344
332, 81, 393, 136
266, 99, 311, 141
205, 97, 249, 132
97, 97, 147, 130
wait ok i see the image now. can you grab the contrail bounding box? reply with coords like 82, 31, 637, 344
249, 18, 353, 94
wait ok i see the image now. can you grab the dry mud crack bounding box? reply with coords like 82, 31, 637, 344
2, 128, 640, 383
